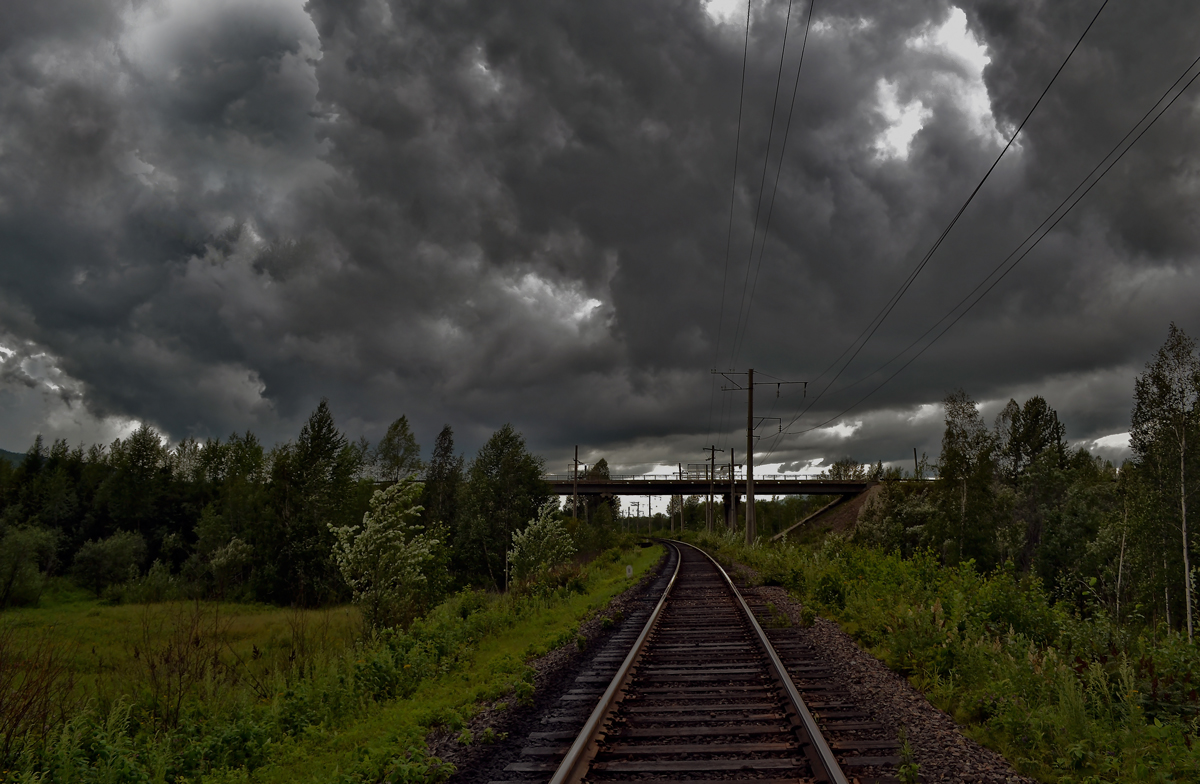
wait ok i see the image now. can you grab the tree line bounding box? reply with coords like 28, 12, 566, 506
856, 323, 1200, 638
0, 401, 575, 611
7, 322, 1198, 637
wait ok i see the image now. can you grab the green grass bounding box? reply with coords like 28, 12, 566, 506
683, 530, 1200, 783
4, 582, 360, 699
1, 544, 663, 783
247, 543, 662, 784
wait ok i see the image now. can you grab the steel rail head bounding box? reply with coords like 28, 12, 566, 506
549, 541, 683, 784
674, 540, 850, 784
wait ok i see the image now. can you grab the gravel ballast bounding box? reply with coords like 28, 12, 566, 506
429, 547, 671, 784
746, 582, 1037, 784
436, 544, 1034, 783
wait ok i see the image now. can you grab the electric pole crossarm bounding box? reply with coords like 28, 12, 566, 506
713, 369, 807, 546
754, 416, 782, 432
753, 380, 807, 397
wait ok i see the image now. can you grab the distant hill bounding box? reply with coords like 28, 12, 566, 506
0, 448, 25, 466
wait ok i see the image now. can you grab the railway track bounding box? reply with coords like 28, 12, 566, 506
494, 541, 900, 784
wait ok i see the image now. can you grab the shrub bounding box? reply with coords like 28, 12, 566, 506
416, 708, 464, 732
762, 562, 806, 596
330, 478, 448, 633
113, 559, 181, 604
381, 747, 455, 784
813, 573, 846, 609
72, 531, 146, 596
508, 502, 576, 581
513, 679, 534, 707
0, 526, 56, 608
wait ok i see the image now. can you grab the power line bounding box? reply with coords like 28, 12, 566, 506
786, 43, 1200, 420
706, 0, 754, 450
781, 0, 1112, 432
731, 0, 818, 366
727, 0, 800, 367
771, 47, 1200, 446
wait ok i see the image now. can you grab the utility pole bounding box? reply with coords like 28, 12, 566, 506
729, 447, 736, 531
747, 367, 754, 543
677, 462, 683, 533
702, 446, 723, 533
572, 445, 581, 520
714, 370, 806, 546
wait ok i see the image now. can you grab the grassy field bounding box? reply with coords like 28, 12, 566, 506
246, 542, 664, 784
1, 543, 664, 783
5, 583, 360, 700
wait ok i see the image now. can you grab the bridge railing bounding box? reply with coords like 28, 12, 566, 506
542, 473, 841, 482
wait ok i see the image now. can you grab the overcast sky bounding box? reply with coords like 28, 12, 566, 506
2, 0, 1198, 475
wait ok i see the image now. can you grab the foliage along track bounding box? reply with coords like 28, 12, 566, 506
484, 541, 904, 784
438, 544, 677, 784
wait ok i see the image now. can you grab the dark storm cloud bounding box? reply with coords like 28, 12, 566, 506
0, 0, 1197, 470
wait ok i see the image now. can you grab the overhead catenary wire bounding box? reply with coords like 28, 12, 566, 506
726, 0, 801, 367
766, 47, 1200, 450
782, 44, 1200, 421
730, 0, 818, 367
717, 1, 819, 453
706, 0, 754, 450
714, 0, 799, 452
778, 0, 1113, 433
714, 0, 798, 452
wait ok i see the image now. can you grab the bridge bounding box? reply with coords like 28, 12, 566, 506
544, 472, 873, 532
542, 474, 871, 497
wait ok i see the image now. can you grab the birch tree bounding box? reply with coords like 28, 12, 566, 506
1132, 323, 1200, 641
935, 390, 998, 567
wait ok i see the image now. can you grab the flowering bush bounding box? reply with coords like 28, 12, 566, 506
508, 501, 576, 581
330, 478, 447, 632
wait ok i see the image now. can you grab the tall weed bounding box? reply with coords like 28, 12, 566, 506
2, 543, 647, 782
684, 533, 1200, 782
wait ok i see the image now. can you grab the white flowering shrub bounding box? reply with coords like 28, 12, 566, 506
508, 501, 576, 581
330, 478, 445, 631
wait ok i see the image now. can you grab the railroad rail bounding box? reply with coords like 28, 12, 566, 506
498, 541, 900, 784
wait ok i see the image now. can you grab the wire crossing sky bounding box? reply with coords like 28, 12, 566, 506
761, 0, 1111, 457
0, 0, 1198, 476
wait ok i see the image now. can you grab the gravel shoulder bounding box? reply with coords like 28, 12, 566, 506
745, 579, 1037, 784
